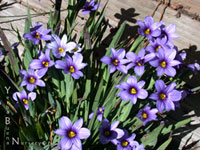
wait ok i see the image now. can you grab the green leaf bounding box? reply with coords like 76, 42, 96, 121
161, 118, 191, 135
23, 48, 32, 71
26, 1, 32, 26
36, 122, 45, 140
118, 101, 133, 122
28, 99, 35, 118
129, 36, 144, 52
157, 138, 172, 150
55, 100, 62, 119
0, 28, 20, 77
48, 92, 55, 106
147, 76, 155, 90
92, 77, 104, 111
141, 124, 164, 148
106, 22, 126, 56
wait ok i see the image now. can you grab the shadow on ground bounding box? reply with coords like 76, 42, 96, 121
95, 7, 140, 59
0, 2, 16, 11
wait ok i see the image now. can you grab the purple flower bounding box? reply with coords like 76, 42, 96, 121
82, 0, 101, 15
149, 48, 181, 77
187, 63, 200, 74
146, 38, 169, 56
29, 49, 54, 75
47, 34, 68, 58
67, 42, 82, 54
20, 69, 46, 91
23, 22, 51, 45
55, 53, 87, 79
54, 116, 91, 150
158, 21, 179, 47
116, 76, 148, 104
99, 119, 124, 145
100, 48, 129, 74
137, 16, 161, 40
149, 80, 182, 112
116, 129, 142, 150
89, 107, 105, 121
136, 106, 158, 126
126, 49, 155, 76
12, 90, 36, 110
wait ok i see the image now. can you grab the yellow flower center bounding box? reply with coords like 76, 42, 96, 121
156, 46, 161, 52
142, 112, 148, 119
99, 108, 103, 112
130, 88, 137, 94
145, 28, 150, 35
136, 60, 144, 66
58, 47, 64, 53
68, 131, 76, 138
159, 93, 166, 100
29, 77, 36, 84
42, 61, 49, 67
122, 140, 129, 147
160, 61, 166, 68
72, 48, 78, 52
112, 59, 118, 66
69, 66, 75, 73
35, 32, 40, 39
104, 130, 110, 137
22, 99, 28, 105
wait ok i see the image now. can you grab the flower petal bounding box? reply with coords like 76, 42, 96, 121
110, 120, 119, 130
27, 84, 35, 92
55, 60, 66, 69
78, 128, 91, 139
37, 80, 45, 87
168, 90, 181, 101
71, 138, 82, 149
99, 134, 109, 144
61, 34, 67, 47
52, 34, 61, 44
117, 90, 130, 101
127, 76, 137, 84
130, 95, 137, 104
12, 92, 20, 101
115, 128, 124, 139
73, 118, 83, 130
29, 59, 42, 69
73, 53, 83, 64
164, 67, 176, 77
59, 116, 72, 129
117, 65, 127, 74
28, 92, 36, 101
170, 60, 181, 66
116, 49, 125, 59
157, 67, 165, 76
109, 65, 116, 73
54, 129, 66, 136
138, 89, 148, 99
137, 81, 145, 88
165, 100, 175, 111
155, 80, 165, 92
100, 56, 111, 65
149, 59, 159, 67
126, 52, 137, 61
134, 66, 144, 76
60, 137, 72, 150
156, 101, 165, 112
149, 93, 159, 100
